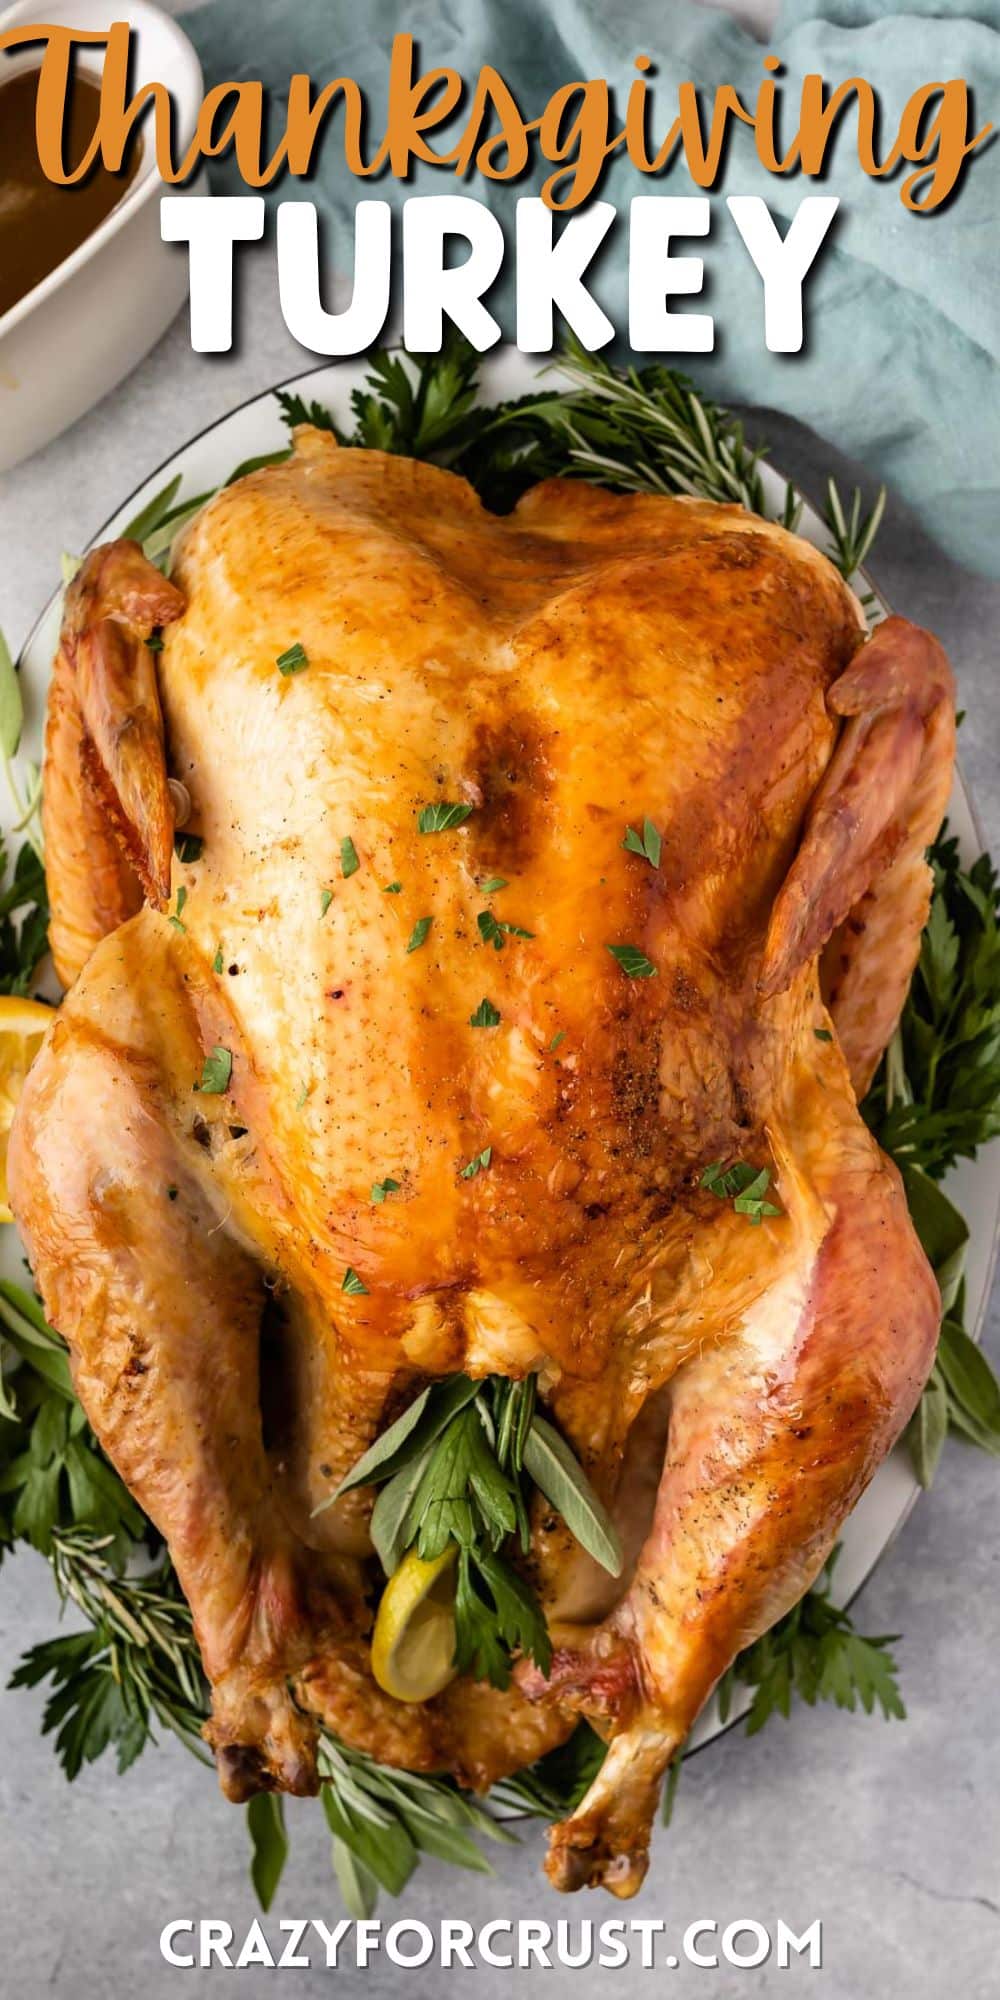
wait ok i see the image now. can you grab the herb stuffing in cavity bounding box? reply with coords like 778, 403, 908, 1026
320, 1372, 622, 1694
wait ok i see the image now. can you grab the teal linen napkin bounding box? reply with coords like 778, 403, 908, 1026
185, 0, 1000, 576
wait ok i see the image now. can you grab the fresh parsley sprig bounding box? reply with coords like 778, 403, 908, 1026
716, 1550, 904, 1732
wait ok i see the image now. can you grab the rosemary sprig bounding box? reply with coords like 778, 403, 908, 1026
821, 477, 887, 582
9, 1527, 209, 1774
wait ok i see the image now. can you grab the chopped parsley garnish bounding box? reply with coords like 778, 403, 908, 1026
319, 888, 334, 917
342, 1266, 369, 1296
371, 1176, 401, 1204
212, 946, 223, 975
340, 837, 360, 879
477, 910, 534, 951
196, 1045, 232, 1095
814, 1027, 833, 1042
479, 876, 508, 894
168, 886, 187, 933
549, 1029, 566, 1051
276, 642, 309, 676
607, 943, 657, 979
146, 632, 164, 654
406, 916, 432, 953
418, 802, 474, 833
383, 881, 402, 894
295, 1081, 311, 1109
173, 832, 203, 864
622, 817, 662, 867
460, 1146, 493, 1180
701, 1160, 782, 1226
469, 997, 501, 1028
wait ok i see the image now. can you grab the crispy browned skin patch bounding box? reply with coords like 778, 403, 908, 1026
11, 439, 949, 1887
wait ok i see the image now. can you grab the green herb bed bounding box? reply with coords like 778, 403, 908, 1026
1, 342, 998, 1916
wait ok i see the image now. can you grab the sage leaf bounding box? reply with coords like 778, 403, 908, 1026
395, 1804, 494, 1873
907, 1368, 949, 1488
370, 1447, 434, 1573
142, 494, 212, 563
246, 1793, 288, 1912
122, 474, 182, 544
322, 1786, 417, 1897
0, 1283, 73, 1399
902, 1166, 968, 1314
522, 1415, 623, 1576
321, 1374, 480, 1506
0, 628, 23, 758
936, 1319, 1000, 1450
331, 1836, 378, 1920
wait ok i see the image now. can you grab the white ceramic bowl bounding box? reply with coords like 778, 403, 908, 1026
0, 0, 203, 471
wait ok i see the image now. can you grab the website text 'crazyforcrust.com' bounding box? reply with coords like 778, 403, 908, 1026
159, 1915, 824, 1971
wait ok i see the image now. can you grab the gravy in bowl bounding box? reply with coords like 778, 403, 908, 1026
0, 66, 141, 318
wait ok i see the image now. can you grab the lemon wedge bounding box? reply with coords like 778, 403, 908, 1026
371, 1545, 459, 1703
0, 995, 54, 1222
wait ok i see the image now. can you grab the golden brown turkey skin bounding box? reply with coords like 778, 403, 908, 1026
9, 435, 952, 1884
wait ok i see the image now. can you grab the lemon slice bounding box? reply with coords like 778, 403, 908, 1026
371, 1545, 459, 1703
0, 996, 54, 1223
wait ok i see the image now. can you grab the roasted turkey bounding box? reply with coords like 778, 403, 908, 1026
8, 432, 954, 1895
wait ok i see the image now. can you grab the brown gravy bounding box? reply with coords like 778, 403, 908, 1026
0, 67, 142, 318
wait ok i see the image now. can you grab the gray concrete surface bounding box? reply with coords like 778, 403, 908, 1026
2, 0, 1000, 1984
